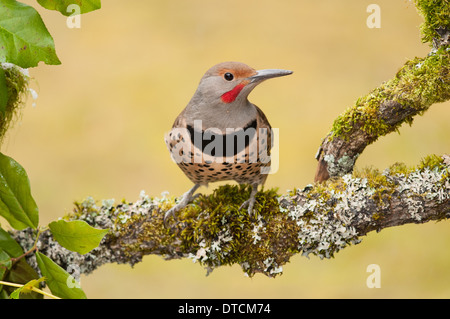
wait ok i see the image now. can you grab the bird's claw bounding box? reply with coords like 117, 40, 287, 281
163, 184, 202, 228
239, 198, 255, 216
239, 184, 258, 216
163, 207, 179, 228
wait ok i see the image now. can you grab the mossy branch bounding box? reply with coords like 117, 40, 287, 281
12, 155, 449, 278
0, 63, 30, 143
315, 0, 450, 182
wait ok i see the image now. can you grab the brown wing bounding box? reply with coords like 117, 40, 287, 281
255, 105, 271, 130
165, 110, 190, 163
254, 105, 272, 156
170, 109, 188, 130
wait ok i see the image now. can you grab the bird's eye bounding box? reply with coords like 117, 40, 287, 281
224, 72, 234, 81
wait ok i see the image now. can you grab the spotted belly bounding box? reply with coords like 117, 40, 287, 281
177, 160, 270, 185
165, 126, 272, 185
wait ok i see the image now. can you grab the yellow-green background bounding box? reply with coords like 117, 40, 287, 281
5, 0, 449, 298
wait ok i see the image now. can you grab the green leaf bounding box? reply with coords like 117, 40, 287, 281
0, 152, 39, 230
49, 219, 108, 254
9, 276, 45, 299
9, 285, 20, 299
0, 226, 23, 257
0, 68, 8, 114
36, 252, 86, 299
0, 288, 8, 298
0, 248, 12, 279
37, 0, 101, 16
3, 257, 42, 299
0, 0, 61, 68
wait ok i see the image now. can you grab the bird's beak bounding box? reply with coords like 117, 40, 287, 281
248, 69, 293, 83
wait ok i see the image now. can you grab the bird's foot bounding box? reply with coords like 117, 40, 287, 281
163, 196, 191, 227
163, 205, 180, 228
163, 184, 201, 227
239, 197, 256, 216
239, 184, 259, 216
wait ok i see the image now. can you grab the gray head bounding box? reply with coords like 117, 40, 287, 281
184, 61, 293, 129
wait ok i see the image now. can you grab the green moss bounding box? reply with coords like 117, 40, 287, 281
355, 166, 396, 212
388, 162, 411, 176
80, 184, 292, 277
73, 197, 100, 219
395, 51, 450, 107
415, 0, 450, 45
330, 88, 392, 141
331, 89, 390, 139
171, 184, 291, 277
0, 64, 29, 142
416, 154, 446, 171
371, 212, 383, 221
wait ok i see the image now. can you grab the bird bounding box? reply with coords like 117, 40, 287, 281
164, 61, 292, 226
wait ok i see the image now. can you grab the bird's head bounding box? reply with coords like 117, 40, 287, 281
195, 61, 293, 104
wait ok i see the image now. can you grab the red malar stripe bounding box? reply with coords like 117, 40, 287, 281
221, 83, 246, 103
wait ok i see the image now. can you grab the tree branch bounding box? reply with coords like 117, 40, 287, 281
12, 155, 450, 278
315, 1, 450, 182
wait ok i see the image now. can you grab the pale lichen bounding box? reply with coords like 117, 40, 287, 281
12, 156, 448, 279
323, 154, 359, 178
281, 154, 449, 261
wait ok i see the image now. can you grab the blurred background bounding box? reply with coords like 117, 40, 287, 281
4, 0, 449, 298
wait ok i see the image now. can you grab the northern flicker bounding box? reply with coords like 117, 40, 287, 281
164, 61, 292, 225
